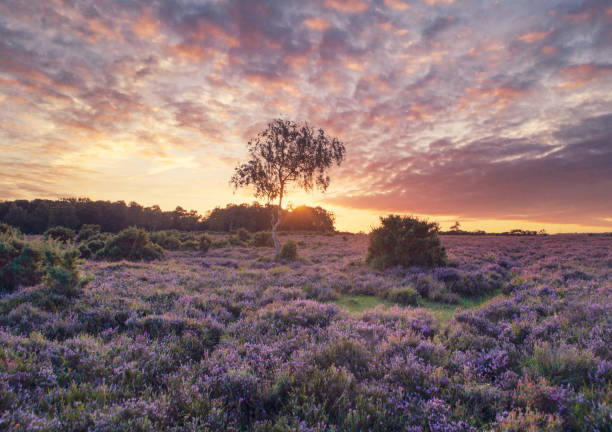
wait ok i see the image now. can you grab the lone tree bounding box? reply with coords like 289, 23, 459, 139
231, 119, 345, 255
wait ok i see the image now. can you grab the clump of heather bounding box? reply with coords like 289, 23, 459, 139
0, 232, 610, 430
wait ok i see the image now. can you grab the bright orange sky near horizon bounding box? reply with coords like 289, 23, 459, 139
1, 0, 611, 233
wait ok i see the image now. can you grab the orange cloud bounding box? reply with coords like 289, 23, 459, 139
324, 0, 370, 13
517, 29, 552, 44
303, 17, 331, 31
384, 0, 411, 11
166, 43, 211, 62
133, 7, 160, 39
541, 45, 559, 55
558, 64, 612, 89
457, 85, 527, 112
424, 0, 455, 5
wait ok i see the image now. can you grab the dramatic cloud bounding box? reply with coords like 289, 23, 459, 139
1, 0, 611, 231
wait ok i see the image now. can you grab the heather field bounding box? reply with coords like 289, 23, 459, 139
1, 233, 611, 431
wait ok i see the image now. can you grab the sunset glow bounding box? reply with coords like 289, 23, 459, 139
1, 0, 611, 232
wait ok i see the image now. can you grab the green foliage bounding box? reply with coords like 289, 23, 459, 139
44, 226, 75, 243
43, 247, 88, 298
366, 215, 447, 269
96, 227, 164, 261
0, 230, 86, 295
76, 224, 101, 242
526, 342, 600, 389
199, 235, 212, 253
385, 286, 420, 306
149, 230, 182, 250
0, 231, 43, 291
235, 228, 251, 243
277, 240, 298, 261
252, 231, 274, 247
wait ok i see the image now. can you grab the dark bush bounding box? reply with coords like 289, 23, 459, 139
96, 227, 164, 261
385, 286, 420, 305
149, 230, 182, 250
252, 231, 274, 247
44, 226, 75, 243
78, 243, 92, 259
235, 228, 251, 243
199, 235, 212, 253
0, 239, 43, 291
76, 224, 101, 242
277, 240, 298, 261
366, 215, 447, 269
43, 248, 87, 298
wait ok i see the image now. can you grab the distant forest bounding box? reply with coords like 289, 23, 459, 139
0, 199, 335, 234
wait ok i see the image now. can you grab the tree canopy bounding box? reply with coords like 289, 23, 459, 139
231, 119, 345, 254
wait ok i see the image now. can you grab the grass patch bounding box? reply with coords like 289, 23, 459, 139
419, 289, 502, 322
333, 295, 394, 315
334, 290, 502, 321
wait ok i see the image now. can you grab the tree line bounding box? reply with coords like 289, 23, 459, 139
0, 198, 336, 234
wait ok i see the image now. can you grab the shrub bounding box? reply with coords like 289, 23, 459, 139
199, 235, 212, 253
149, 230, 182, 250
180, 239, 200, 251
527, 342, 598, 388
385, 286, 420, 306
365, 215, 446, 269
96, 227, 164, 261
78, 243, 92, 259
43, 247, 87, 298
252, 231, 274, 247
277, 240, 298, 261
76, 224, 101, 242
0, 238, 43, 291
44, 226, 75, 243
0, 223, 21, 236
235, 228, 251, 243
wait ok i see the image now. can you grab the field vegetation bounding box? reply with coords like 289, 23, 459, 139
0, 223, 610, 431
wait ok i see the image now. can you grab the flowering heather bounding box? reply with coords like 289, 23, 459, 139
0, 233, 610, 431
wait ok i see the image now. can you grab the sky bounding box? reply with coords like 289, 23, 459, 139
1, 0, 611, 233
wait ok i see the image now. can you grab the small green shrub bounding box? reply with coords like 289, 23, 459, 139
277, 240, 298, 261
385, 286, 419, 305
44, 226, 75, 243
366, 215, 446, 269
199, 235, 212, 253
96, 227, 164, 261
76, 224, 101, 242
43, 248, 87, 298
235, 228, 251, 243
149, 230, 182, 250
0, 223, 21, 236
1, 231, 43, 291
78, 243, 92, 259
180, 239, 200, 251
252, 231, 274, 247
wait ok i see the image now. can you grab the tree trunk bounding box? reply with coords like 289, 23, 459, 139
272, 192, 283, 257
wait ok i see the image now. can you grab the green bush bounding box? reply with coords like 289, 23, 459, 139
366, 215, 446, 269
252, 231, 274, 247
149, 230, 182, 250
1, 229, 43, 291
235, 228, 251, 243
44, 226, 75, 243
385, 286, 420, 305
43, 248, 87, 298
76, 224, 101, 242
0, 223, 21, 236
278, 240, 298, 261
199, 235, 212, 253
0, 231, 87, 295
96, 227, 164, 261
